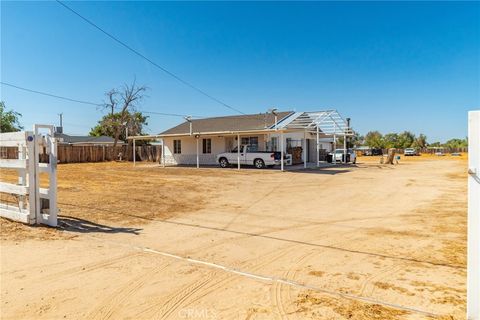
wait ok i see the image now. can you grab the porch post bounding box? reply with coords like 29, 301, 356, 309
196, 136, 199, 169
237, 133, 240, 170
316, 126, 320, 167
333, 133, 336, 165
133, 138, 136, 166
162, 138, 166, 167
281, 131, 284, 172
303, 130, 307, 169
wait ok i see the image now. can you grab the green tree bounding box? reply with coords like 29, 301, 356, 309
90, 111, 148, 141
444, 138, 468, 148
383, 133, 399, 148
412, 133, 427, 149
397, 131, 416, 149
364, 131, 385, 149
0, 101, 23, 132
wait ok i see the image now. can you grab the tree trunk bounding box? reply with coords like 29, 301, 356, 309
385, 148, 396, 165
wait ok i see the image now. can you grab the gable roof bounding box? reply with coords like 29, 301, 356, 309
55, 133, 120, 145
160, 111, 293, 135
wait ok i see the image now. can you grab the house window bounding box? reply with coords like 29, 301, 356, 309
173, 139, 181, 154
270, 137, 278, 151
202, 138, 211, 154
240, 136, 259, 151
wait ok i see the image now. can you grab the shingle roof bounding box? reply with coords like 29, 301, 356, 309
160, 111, 293, 135
55, 133, 119, 145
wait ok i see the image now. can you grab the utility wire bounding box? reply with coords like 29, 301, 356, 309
56, 0, 246, 115
0, 81, 203, 118
1, 81, 102, 106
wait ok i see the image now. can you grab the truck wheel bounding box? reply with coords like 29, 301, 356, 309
219, 158, 229, 168
254, 158, 265, 169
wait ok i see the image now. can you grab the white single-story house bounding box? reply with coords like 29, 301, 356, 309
129, 110, 353, 169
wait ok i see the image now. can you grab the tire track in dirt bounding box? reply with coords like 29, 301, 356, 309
39, 252, 141, 283
138, 246, 299, 320
87, 261, 171, 320
359, 263, 403, 297
270, 250, 314, 319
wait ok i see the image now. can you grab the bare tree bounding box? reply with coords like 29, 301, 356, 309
104, 80, 147, 148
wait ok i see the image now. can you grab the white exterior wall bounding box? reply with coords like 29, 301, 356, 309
163, 136, 226, 165
162, 132, 334, 166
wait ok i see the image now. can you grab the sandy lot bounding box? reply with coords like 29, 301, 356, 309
0, 155, 467, 319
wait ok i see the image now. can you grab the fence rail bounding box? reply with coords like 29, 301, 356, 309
356, 147, 468, 156
1, 145, 162, 164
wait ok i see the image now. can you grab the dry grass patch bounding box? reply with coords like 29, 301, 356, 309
295, 291, 408, 319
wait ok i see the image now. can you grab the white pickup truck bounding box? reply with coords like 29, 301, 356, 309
216, 145, 283, 169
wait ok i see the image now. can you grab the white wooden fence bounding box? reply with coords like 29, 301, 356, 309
0, 125, 57, 227
468, 110, 480, 320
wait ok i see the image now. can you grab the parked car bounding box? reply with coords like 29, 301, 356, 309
404, 148, 418, 156
327, 148, 356, 164
216, 145, 283, 169
363, 148, 383, 156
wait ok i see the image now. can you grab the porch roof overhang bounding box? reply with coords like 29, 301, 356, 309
127, 128, 324, 140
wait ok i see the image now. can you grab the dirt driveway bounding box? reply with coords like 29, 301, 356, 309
0, 156, 467, 319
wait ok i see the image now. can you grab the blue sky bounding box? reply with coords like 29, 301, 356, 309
1, 1, 479, 142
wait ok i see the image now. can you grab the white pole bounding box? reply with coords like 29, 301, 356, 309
343, 133, 347, 164
133, 138, 136, 166
333, 133, 337, 164
303, 130, 307, 169
162, 138, 165, 167
196, 137, 199, 169
468, 110, 480, 320
280, 131, 284, 171
316, 126, 320, 167
237, 133, 240, 170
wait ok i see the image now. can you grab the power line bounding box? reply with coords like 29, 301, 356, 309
55, 0, 246, 115
1, 81, 202, 118
1, 81, 102, 106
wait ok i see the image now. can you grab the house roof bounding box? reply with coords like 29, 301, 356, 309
160, 111, 293, 135
55, 133, 120, 145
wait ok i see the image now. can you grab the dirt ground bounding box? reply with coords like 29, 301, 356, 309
0, 154, 468, 319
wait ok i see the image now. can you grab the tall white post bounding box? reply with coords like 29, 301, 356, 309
48, 128, 58, 227
133, 138, 136, 166
303, 130, 307, 169
333, 133, 337, 164
162, 138, 166, 167
281, 131, 284, 171
237, 134, 240, 170
316, 126, 320, 167
343, 133, 347, 164
196, 137, 199, 169
468, 110, 480, 320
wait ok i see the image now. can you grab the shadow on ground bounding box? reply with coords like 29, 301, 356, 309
58, 216, 142, 235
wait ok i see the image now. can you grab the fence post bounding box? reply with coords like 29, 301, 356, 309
468, 110, 480, 320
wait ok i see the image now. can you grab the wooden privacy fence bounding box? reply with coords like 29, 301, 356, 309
1, 145, 162, 164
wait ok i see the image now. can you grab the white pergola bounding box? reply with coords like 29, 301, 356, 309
274, 110, 354, 169
128, 110, 353, 171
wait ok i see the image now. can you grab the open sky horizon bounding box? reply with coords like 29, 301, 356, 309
1, 1, 479, 142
